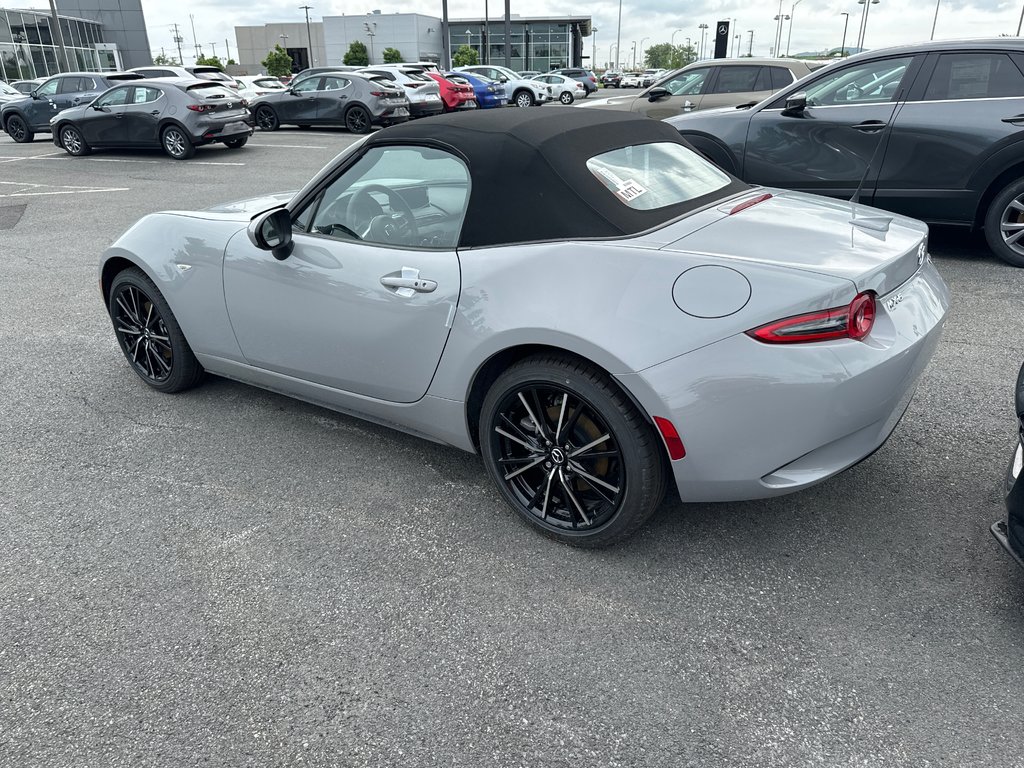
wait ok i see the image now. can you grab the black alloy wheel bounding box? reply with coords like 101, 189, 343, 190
255, 106, 279, 131
345, 105, 371, 134
108, 268, 203, 394
5, 114, 32, 143
985, 179, 1024, 268
224, 136, 248, 149
161, 126, 195, 160
559, 91, 574, 105
59, 125, 90, 156
514, 90, 534, 108
480, 354, 667, 547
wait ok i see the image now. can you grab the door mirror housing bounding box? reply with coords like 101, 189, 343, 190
782, 92, 807, 116
248, 207, 294, 260
92, 103, 109, 112
647, 87, 670, 102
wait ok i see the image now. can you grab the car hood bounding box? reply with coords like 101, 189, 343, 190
665, 104, 756, 128
576, 94, 636, 110
205, 191, 296, 216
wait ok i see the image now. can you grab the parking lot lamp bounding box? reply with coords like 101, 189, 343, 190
785, 0, 803, 56
839, 12, 850, 56
747, 29, 754, 56
697, 23, 708, 59
630, 40, 636, 69
857, 0, 879, 50
300, 5, 316, 65
615, 0, 622, 83
671, 28, 682, 46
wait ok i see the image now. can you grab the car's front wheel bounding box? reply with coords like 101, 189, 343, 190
985, 179, 1024, 267
5, 114, 32, 143
559, 91, 574, 105
255, 106, 279, 131
514, 90, 534, 108
59, 124, 90, 156
161, 126, 195, 159
108, 268, 204, 393
480, 354, 667, 547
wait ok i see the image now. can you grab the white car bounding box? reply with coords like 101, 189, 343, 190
128, 65, 239, 90
532, 73, 585, 104
455, 65, 551, 108
620, 73, 644, 88
234, 75, 287, 99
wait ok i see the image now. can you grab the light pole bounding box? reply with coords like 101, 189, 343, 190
630, 40, 636, 69
279, 33, 288, 57
615, 0, 623, 82
857, 0, 880, 50
592, 27, 598, 70
773, 13, 790, 56
930, 0, 940, 40
747, 29, 754, 56
773, 0, 784, 57
300, 5, 315, 65
785, 0, 802, 56
734, 33, 741, 57
1019, 1, 1024, 35
639, 36, 649, 68
189, 13, 200, 60
839, 12, 850, 56
697, 23, 708, 59
671, 28, 682, 45
209, 42, 217, 59
609, 43, 617, 69
364, 19, 376, 63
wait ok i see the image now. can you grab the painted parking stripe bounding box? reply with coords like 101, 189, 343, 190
0, 180, 128, 197
248, 143, 327, 149
87, 158, 245, 166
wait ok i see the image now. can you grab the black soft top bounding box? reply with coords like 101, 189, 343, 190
365, 108, 748, 248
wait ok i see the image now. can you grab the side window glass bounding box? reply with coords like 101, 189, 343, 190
664, 68, 710, 96
308, 146, 471, 249
769, 66, 794, 90
753, 67, 771, 92
36, 78, 60, 97
131, 87, 160, 104
923, 53, 1024, 100
713, 66, 761, 94
800, 56, 913, 106
57, 77, 80, 94
96, 87, 130, 107
322, 77, 348, 90
293, 77, 321, 92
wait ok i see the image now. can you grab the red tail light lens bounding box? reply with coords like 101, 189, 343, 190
187, 103, 215, 112
370, 91, 385, 96
747, 291, 877, 344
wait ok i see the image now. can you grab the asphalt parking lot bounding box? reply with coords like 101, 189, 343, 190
2, 123, 1023, 767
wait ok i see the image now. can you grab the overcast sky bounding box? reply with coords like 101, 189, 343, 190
27, 0, 1024, 64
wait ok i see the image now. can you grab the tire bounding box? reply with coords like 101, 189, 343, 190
581, 90, 590, 99
161, 125, 195, 160
513, 90, 534, 108
58, 124, 90, 156
345, 105, 371, 134
5, 114, 33, 143
255, 105, 279, 132
984, 178, 1024, 267
559, 91, 574, 105
480, 354, 667, 547
108, 267, 204, 394
223, 136, 248, 149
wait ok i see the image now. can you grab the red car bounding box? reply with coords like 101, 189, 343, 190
426, 72, 477, 112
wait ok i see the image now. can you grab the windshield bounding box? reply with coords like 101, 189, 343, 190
0, 80, 16, 94
586, 142, 732, 211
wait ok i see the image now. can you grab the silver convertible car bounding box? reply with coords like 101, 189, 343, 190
99, 109, 950, 546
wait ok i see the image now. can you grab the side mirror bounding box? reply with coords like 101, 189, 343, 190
782, 92, 807, 115
30, 90, 41, 100
91, 103, 107, 111
647, 87, 670, 102
499, 76, 508, 83
248, 207, 294, 260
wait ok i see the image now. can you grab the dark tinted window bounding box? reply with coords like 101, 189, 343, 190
753, 68, 771, 91
59, 77, 94, 93
36, 78, 59, 97
712, 66, 762, 94
322, 76, 349, 90
923, 53, 1024, 100
96, 87, 130, 107
769, 66, 794, 90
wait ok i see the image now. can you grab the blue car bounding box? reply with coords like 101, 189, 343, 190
443, 71, 506, 109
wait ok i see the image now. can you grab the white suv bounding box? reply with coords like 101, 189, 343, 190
129, 65, 239, 90
455, 65, 551, 108
358, 65, 444, 118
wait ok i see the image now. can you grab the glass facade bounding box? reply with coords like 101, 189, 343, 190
452, 21, 573, 72
0, 9, 108, 81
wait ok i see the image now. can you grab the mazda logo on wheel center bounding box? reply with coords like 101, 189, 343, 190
550, 447, 566, 465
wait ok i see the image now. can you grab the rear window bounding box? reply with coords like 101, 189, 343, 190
193, 70, 234, 83
586, 142, 732, 211
923, 53, 1024, 100
186, 84, 237, 99
254, 78, 284, 88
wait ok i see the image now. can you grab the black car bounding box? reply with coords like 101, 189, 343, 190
50, 78, 254, 160
667, 39, 1024, 267
0, 71, 142, 143
601, 71, 622, 88
992, 362, 1024, 569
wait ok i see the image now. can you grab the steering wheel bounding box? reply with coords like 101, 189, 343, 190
344, 184, 419, 243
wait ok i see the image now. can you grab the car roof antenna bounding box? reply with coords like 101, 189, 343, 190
849, 92, 906, 233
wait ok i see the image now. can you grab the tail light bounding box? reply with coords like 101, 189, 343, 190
747, 291, 877, 344
370, 91, 385, 96
405, 82, 424, 88
187, 103, 216, 112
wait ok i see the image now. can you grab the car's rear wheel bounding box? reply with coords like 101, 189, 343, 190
223, 136, 248, 149
480, 354, 667, 547
161, 126, 195, 160
559, 91, 574, 105
5, 114, 32, 143
345, 105, 371, 134
59, 125, 90, 156
514, 90, 534, 108
985, 179, 1024, 267
108, 268, 204, 394
255, 106, 279, 131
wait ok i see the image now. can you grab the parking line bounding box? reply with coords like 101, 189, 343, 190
248, 143, 327, 149
0, 180, 129, 197
87, 158, 245, 166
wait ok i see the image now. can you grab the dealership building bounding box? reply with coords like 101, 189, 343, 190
0, 1, 151, 81
235, 13, 592, 73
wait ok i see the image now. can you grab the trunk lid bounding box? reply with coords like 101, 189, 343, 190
659, 189, 928, 296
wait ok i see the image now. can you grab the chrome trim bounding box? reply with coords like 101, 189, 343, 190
1013, 441, 1022, 481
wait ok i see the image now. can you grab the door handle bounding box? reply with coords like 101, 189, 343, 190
380, 266, 437, 297
683, 99, 695, 112
150, 110, 160, 115
1001, 115, 1024, 125
851, 121, 887, 133
115, 113, 124, 118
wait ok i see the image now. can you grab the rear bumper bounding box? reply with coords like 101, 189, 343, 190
409, 100, 444, 118
617, 261, 950, 502
194, 116, 255, 142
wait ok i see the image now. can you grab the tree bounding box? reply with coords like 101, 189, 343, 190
227, 58, 237, 66
644, 43, 696, 70
343, 41, 369, 66
452, 44, 478, 67
382, 47, 403, 64
195, 54, 224, 70
262, 45, 293, 77
152, 53, 176, 65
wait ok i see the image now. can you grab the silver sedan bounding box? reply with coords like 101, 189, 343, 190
98, 109, 949, 546
532, 73, 586, 104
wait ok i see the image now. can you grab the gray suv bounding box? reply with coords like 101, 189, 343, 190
668, 39, 1024, 267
